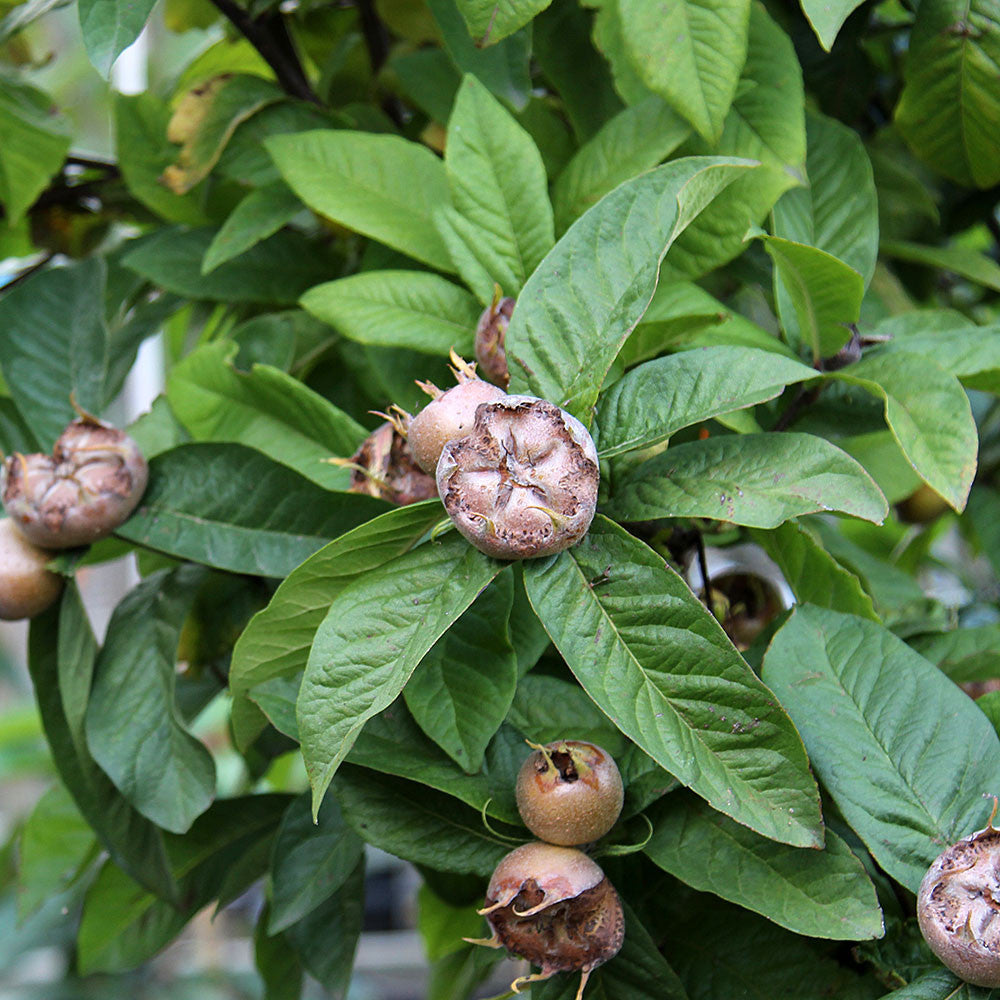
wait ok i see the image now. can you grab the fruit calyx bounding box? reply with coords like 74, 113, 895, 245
338, 421, 437, 506
474, 286, 514, 389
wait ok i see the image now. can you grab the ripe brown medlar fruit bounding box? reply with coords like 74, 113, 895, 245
436, 395, 599, 560
475, 842, 624, 999
1, 415, 148, 549
917, 801, 1000, 987
342, 422, 437, 506
0, 518, 63, 621
403, 352, 507, 474
516, 740, 624, 846
474, 292, 514, 389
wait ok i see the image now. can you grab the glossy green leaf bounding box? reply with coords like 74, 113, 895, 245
645, 791, 883, 940
552, 96, 690, 234
85, 565, 216, 834
663, 5, 805, 279
799, 0, 865, 48
505, 156, 756, 421
831, 352, 978, 512
202, 182, 301, 274
266, 129, 454, 270
335, 765, 514, 875
760, 234, 863, 360
0, 77, 70, 223
618, 0, 749, 143
78, 0, 156, 74
439, 75, 554, 300
596, 346, 816, 457
605, 433, 887, 527
269, 794, 364, 933
524, 517, 824, 847
297, 535, 502, 815
880, 240, 1000, 292
301, 270, 480, 356
404, 572, 518, 773
454, 0, 551, 43
166, 341, 366, 489
116, 443, 388, 577
895, 0, 1000, 188
762, 605, 1000, 892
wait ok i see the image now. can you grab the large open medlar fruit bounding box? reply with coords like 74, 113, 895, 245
516, 740, 624, 846
476, 842, 624, 999
436, 395, 599, 560
0, 518, 63, 621
1, 415, 148, 549
917, 802, 1000, 987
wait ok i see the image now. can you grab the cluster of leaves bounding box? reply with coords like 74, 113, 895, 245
2, 0, 1000, 994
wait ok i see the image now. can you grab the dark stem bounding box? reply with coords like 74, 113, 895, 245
2, 254, 55, 292
355, 0, 408, 128
208, 0, 322, 105
773, 385, 822, 432
695, 530, 712, 611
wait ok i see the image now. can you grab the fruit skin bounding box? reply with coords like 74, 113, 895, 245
1, 417, 148, 549
436, 395, 599, 560
516, 740, 624, 846
474, 294, 514, 389
0, 518, 64, 620
897, 484, 950, 524
916, 812, 1000, 987
480, 842, 624, 994
345, 422, 437, 506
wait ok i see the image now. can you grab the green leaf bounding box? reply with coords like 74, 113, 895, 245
202, 182, 301, 274
644, 791, 883, 940
618, 0, 749, 143
524, 517, 824, 848
751, 522, 878, 621
878, 970, 995, 1000
505, 155, 757, 421
831, 352, 978, 512
761, 605, 1000, 892
605, 433, 888, 528
798, 0, 865, 48
122, 226, 336, 304
77, 0, 156, 74
297, 535, 502, 815
404, 572, 518, 773
911, 624, 1000, 683
85, 565, 216, 834
880, 240, 1000, 292
662, 5, 805, 280
0, 0, 72, 45
895, 0, 1000, 188
0, 77, 70, 223
254, 906, 303, 1000
115, 443, 388, 577
269, 794, 364, 933
18, 782, 98, 920
335, 765, 514, 875
228, 502, 443, 739
166, 341, 366, 489
760, 234, 863, 360
596, 346, 816, 458
552, 96, 690, 234
439, 75, 554, 299
266, 129, 454, 270
301, 270, 481, 356
454, 0, 551, 43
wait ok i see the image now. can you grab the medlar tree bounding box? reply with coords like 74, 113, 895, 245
1, 0, 1000, 994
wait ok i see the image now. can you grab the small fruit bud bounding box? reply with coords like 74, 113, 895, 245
476, 842, 624, 999
917, 800, 1000, 987
0, 518, 63, 620
1, 417, 148, 549
406, 353, 507, 474
436, 395, 599, 560
475, 291, 514, 389
516, 740, 624, 846
342, 422, 437, 506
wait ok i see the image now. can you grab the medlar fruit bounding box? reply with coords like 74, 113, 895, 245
0, 518, 63, 621
474, 292, 514, 389
404, 352, 507, 474
516, 740, 624, 846
897, 484, 949, 524
436, 395, 599, 560
343, 422, 437, 506
917, 802, 1000, 987
476, 842, 624, 999
1, 415, 148, 549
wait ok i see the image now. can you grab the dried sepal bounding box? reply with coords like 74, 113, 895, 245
475, 289, 515, 389
344, 422, 437, 506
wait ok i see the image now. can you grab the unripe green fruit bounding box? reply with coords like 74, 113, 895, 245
516, 740, 624, 845
917, 808, 1000, 987
0, 518, 63, 621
